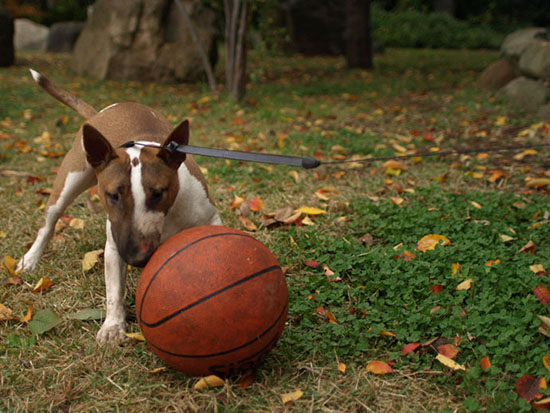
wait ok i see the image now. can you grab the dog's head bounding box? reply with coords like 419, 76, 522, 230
82, 120, 189, 267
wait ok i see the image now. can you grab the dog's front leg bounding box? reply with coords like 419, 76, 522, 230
97, 220, 128, 344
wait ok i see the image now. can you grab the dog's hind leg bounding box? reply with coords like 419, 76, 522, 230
18, 158, 96, 272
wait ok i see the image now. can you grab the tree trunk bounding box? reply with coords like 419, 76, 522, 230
224, 0, 248, 101
345, 0, 373, 69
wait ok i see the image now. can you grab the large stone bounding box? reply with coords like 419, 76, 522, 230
47, 21, 84, 53
14, 18, 48, 50
478, 57, 519, 90
73, 0, 217, 82
0, 10, 14, 66
501, 27, 547, 60
497, 76, 549, 111
519, 40, 550, 80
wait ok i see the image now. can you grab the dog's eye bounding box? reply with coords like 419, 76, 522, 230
105, 191, 120, 204
150, 187, 167, 202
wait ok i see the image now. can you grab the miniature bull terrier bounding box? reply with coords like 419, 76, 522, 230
18, 70, 221, 344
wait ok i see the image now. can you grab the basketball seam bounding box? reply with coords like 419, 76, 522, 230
145, 301, 288, 359
140, 264, 282, 327
138, 232, 260, 320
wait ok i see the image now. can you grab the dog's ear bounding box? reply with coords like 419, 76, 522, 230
159, 119, 189, 168
82, 124, 117, 169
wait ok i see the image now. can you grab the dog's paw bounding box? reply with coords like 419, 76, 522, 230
96, 319, 128, 345
16, 257, 37, 273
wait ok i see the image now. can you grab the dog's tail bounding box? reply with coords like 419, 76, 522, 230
29, 69, 98, 120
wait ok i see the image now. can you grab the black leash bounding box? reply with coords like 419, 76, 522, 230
120, 141, 550, 169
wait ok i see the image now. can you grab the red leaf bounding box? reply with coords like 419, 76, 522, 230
401, 342, 420, 356
480, 356, 491, 370
534, 285, 550, 307
516, 374, 546, 402
304, 260, 319, 269
430, 284, 443, 294
437, 344, 459, 359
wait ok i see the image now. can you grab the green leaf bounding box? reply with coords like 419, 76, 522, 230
66, 308, 105, 321
28, 308, 62, 335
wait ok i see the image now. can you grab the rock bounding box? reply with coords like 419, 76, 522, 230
519, 40, 550, 80
536, 104, 550, 120
497, 76, 549, 110
478, 57, 519, 90
14, 18, 48, 50
501, 27, 547, 60
0, 10, 14, 67
47, 21, 84, 53
73, 0, 217, 83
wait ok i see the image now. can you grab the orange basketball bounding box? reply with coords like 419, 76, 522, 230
135, 225, 288, 377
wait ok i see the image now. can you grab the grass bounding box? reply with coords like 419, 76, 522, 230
1, 48, 550, 412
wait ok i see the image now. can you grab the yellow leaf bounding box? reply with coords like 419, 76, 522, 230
280, 389, 304, 404
494, 116, 507, 126
544, 354, 550, 372
380, 330, 396, 337
531, 264, 546, 274
193, 375, 225, 390
229, 195, 246, 209
0, 303, 16, 321
0, 230, 6, 238
452, 263, 462, 276
337, 362, 346, 374
469, 200, 482, 209
32, 277, 54, 293
197, 96, 211, 105
82, 249, 104, 272
302, 216, 315, 226
69, 217, 85, 229
383, 160, 407, 171
390, 196, 404, 206
456, 278, 473, 291
19, 302, 33, 322
239, 216, 258, 231
288, 170, 300, 184
499, 234, 514, 243
125, 332, 146, 341
4, 255, 20, 276
526, 178, 550, 188
149, 367, 167, 374
296, 206, 327, 216
436, 353, 466, 371
416, 234, 451, 252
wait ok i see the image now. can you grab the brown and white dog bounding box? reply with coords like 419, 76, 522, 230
18, 70, 221, 344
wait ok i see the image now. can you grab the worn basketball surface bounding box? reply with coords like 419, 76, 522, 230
136, 225, 288, 377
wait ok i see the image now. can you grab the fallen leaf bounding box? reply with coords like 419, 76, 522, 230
533, 397, 550, 410
383, 160, 407, 171
18, 303, 33, 324
281, 389, 304, 404
337, 362, 346, 374
430, 284, 443, 294
296, 206, 327, 216
283, 211, 302, 225
539, 315, 550, 337
82, 249, 103, 272
239, 216, 258, 231
380, 330, 396, 337
288, 170, 300, 183
0, 303, 16, 321
4, 255, 20, 276
32, 277, 54, 293
480, 356, 491, 370
193, 375, 225, 390
436, 353, 466, 371
526, 178, 550, 188
437, 344, 459, 359
519, 240, 536, 254
402, 342, 420, 356
324, 265, 342, 282
390, 196, 404, 206
248, 196, 264, 212
28, 308, 62, 334
69, 217, 85, 229
229, 195, 245, 209
485, 259, 501, 267
469, 200, 482, 209
125, 332, 146, 341
543, 354, 550, 372
149, 367, 167, 374
534, 285, 550, 306
416, 234, 451, 252
452, 263, 461, 276
366, 360, 393, 374
304, 260, 319, 269
499, 234, 514, 243
516, 374, 546, 402
326, 309, 338, 324
456, 278, 473, 291
530, 264, 546, 275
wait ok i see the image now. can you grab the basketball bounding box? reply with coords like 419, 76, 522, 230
135, 225, 288, 377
